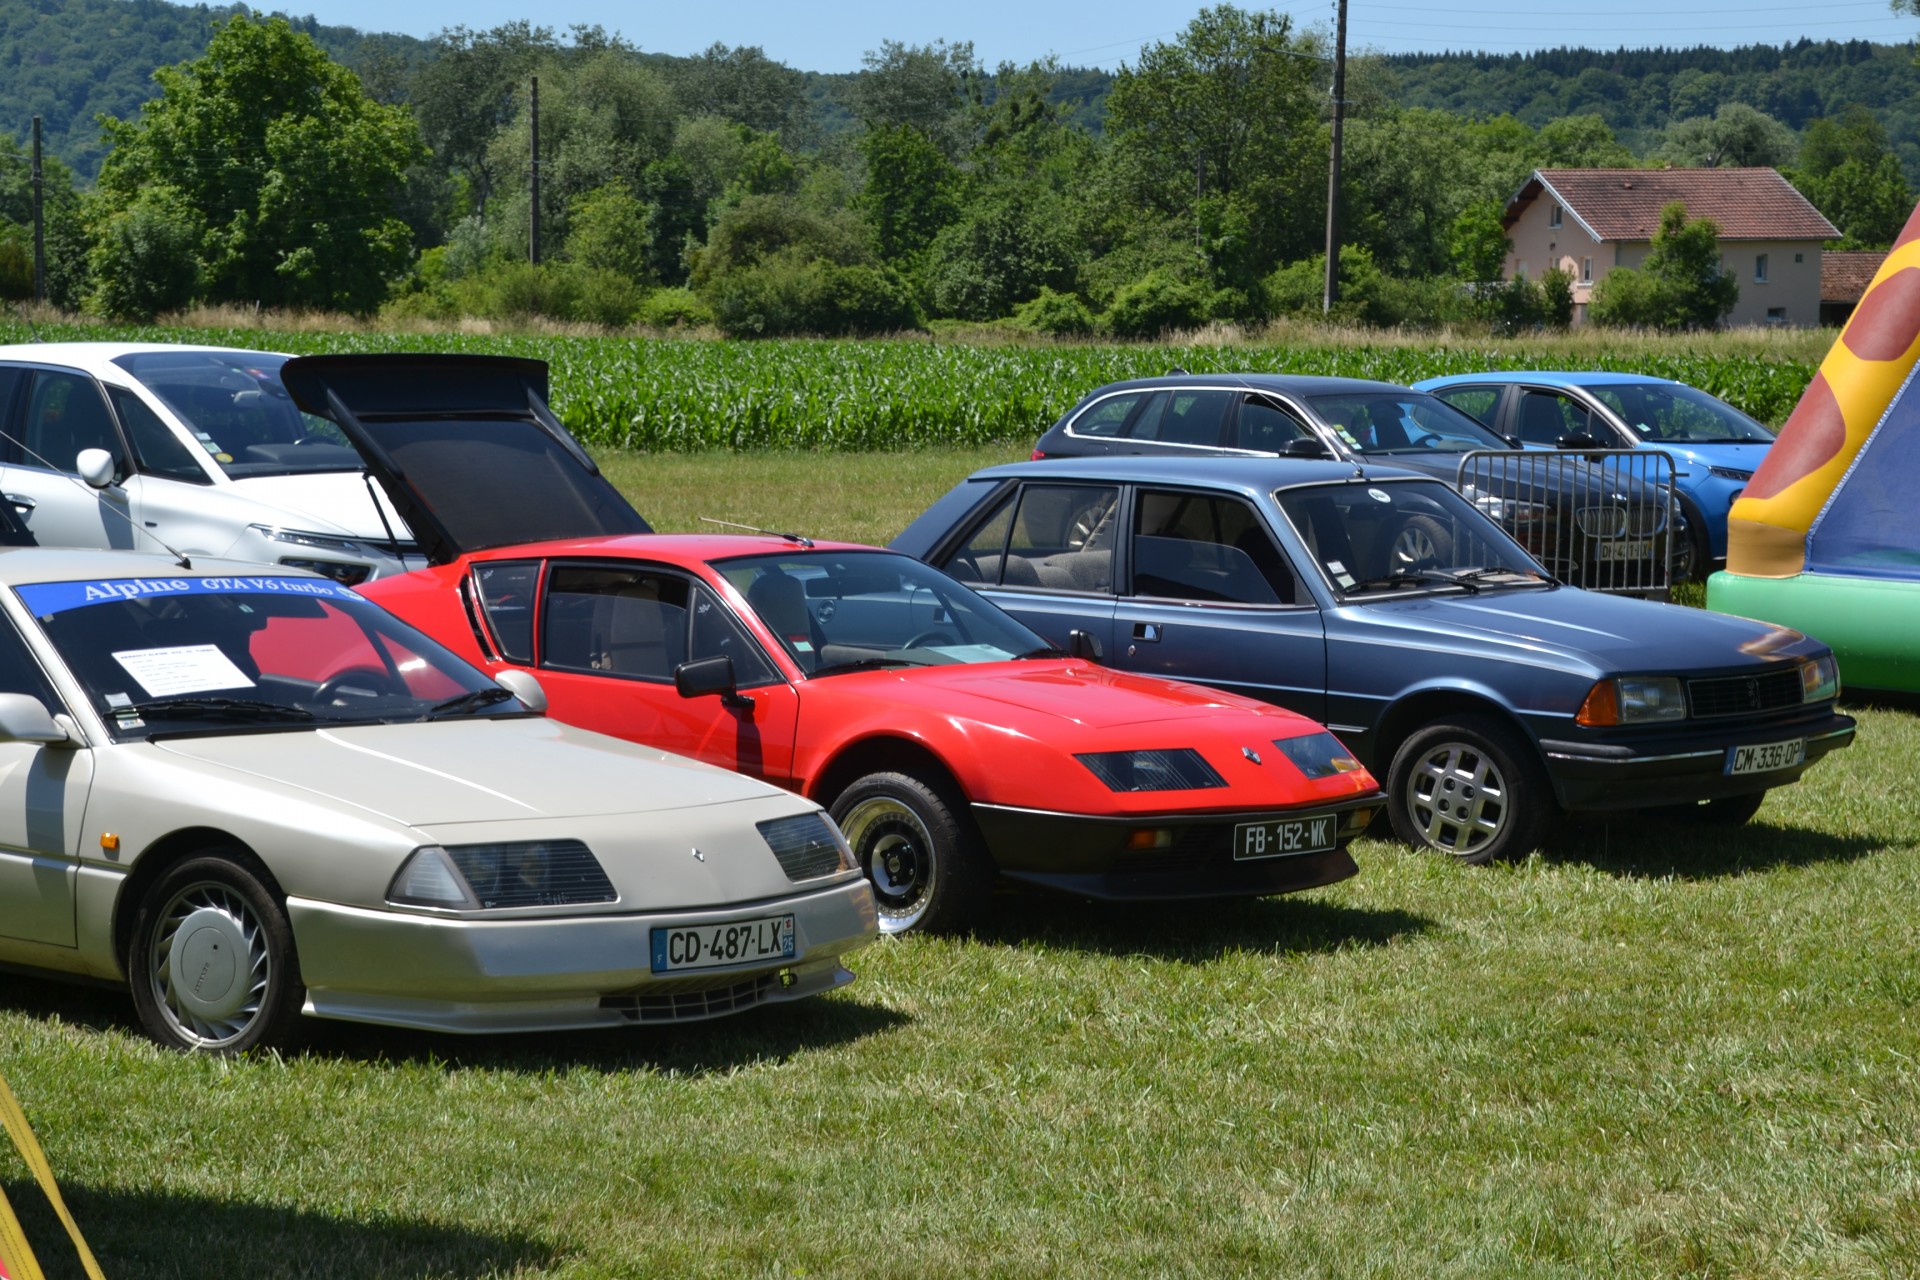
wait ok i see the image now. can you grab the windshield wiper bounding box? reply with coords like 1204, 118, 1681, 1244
1344, 569, 1481, 594
809, 656, 925, 678
126, 697, 316, 723
420, 687, 520, 720
1014, 645, 1067, 659
1453, 565, 1554, 586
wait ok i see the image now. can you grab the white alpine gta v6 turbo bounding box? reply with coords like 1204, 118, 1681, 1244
0, 550, 876, 1052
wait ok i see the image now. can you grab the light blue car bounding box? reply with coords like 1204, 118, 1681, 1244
1412, 371, 1775, 577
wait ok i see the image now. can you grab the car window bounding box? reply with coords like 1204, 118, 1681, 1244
1434, 386, 1502, 426
944, 488, 1016, 585
0, 609, 61, 708
472, 561, 541, 663
1274, 480, 1539, 595
1001, 484, 1118, 593
20, 371, 123, 475
1133, 389, 1231, 447
690, 583, 776, 686
542, 565, 691, 681
1071, 391, 1151, 439
1236, 396, 1312, 452
1130, 491, 1297, 606
112, 351, 360, 479
1309, 391, 1504, 455
1516, 391, 1592, 445
108, 387, 211, 484
1588, 383, 1774, 444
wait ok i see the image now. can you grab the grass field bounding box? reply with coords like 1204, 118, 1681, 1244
7, 449, 1919, 1276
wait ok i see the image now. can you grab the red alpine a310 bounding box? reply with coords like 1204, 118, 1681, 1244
287, 355, 1382, 933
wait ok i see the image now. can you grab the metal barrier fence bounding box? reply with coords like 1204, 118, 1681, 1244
1455, 449, 1680, 596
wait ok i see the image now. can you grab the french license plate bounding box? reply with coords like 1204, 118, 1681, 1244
1233, 812, 1338, 861
1727, 738, 1805, 775
651, 914, 795, 973
1595, 538, 1654, 561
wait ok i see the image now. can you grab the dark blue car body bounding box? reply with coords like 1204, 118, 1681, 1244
894, 456, 1853, 861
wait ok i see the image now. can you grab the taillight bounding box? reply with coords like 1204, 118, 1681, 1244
1030, 448, 1047, 460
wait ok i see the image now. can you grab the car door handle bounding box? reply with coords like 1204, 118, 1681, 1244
5, 493, 33, 512
1132, 623, 1161, 642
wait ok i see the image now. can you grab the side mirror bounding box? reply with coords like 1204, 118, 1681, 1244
0, 693, 73, 745
1505, 435, 1525, 450
675, 655, 752, 709
1067, 629, 1103, 662
492, 669, 546, 714
76, 449, 116, 489
1556, 433, 1604, 450
1282, 437, 1334, 459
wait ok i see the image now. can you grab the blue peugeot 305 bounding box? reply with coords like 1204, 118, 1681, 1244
1412, 371, 1775, 578
892, 456, 1853, 864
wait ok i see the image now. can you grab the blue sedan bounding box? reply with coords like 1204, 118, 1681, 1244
1412, 371, 1775, 577
893, 456, 1853, 863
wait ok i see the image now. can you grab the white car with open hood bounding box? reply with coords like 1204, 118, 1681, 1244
0, 549, 875, 1052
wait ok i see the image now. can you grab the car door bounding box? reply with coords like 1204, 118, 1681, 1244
0, 366, 139, 551
934, 480, 1120, 657
1429, 383, 1509, 431
530, 560, 801, 782
0, 611, 93, 950
1108, 486, 1328, 723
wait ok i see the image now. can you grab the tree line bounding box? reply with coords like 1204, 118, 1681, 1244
0, 3, 1911, 334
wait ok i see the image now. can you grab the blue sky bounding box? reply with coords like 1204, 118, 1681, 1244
287, 0, 1914, 69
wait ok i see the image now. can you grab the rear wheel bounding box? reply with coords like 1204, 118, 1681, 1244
128, 852, 306, 1054
1386, 715, 1551, 865
830, 772, 992, 935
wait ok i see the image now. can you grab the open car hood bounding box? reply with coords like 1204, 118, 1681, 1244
279, 355, 651, 565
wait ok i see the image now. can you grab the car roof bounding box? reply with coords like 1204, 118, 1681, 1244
464, 533, 882, 563
0, 547, 340, 587
970, 454, 1428, 496
0, 342, 290, 373
1072, 372, 1425, 400
1415, 370, 1683, 390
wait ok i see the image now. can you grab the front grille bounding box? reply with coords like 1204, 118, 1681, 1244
601, 973, 777, 1022
1687, 667, 1803, 718
757, 812, 845, 881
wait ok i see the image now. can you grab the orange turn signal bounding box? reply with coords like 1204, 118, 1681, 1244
1126, 828, 1173, 851
1575, 680, 1618, 727
99, 833, 120, 852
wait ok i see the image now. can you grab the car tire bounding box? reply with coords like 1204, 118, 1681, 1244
128, 851, 307, 1054
1670, 494, 1712, 585
1390, 514, 1453, 570
830, 772, 992, 935
1386, 714, 1551, 865
1650, 791, 1766, 826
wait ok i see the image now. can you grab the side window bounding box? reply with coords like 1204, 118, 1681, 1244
1435, 387, 1501, 427
22, 371, 123, 474
543, 565, 689, 681
472, 561, 541, 663
1001, 484, 1119, 593
944, 489, 1016, 585
690, 584, 776, 686
1516, 391, 1590, 445
108, 388, 210, 484
1131, 491, 1297, 606
1072, 392, 1150, 439
1236, 396, 1311, 452
1135, 389, 1231, 447
0, 611, 60, 708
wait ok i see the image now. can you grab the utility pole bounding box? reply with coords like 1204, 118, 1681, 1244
528, 76, 541, 265
1322, 0, 1348, 313
30, 116, 44, 305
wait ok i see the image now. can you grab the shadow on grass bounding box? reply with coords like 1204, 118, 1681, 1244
3, 1178, 550, 1280
972, 891, 1431, 961
1542, 812, 1885, 879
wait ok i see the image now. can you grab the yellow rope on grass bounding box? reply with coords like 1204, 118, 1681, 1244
0, 1069, 104, 1280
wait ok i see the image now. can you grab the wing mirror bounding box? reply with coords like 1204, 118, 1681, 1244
76, 449, 117, 489
675, 655, 752, 709
1556, 433, 1605, 450
492, 669, 547, 714
0, 694, 74, 745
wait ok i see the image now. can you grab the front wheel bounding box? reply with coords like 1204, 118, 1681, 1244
1386, 714, 1551, 864
128, 852, 307, 1054
830, 772, 992, 935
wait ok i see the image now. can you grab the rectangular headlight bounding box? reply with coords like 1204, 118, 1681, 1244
1576, 676, 1687, 726
757, 812, 853, 880
1800, 654, 1840, 703
1077, 748, 1227, 792
387, 840, 616, 910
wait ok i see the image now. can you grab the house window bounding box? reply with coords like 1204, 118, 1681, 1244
1549, 203, 1563, 229
1580, 257, 1593, 284
1794, 252, 1804, 264
1755, 254, 1769, 283
1766, 307, 1787, 324
1614, 245, 1624, 267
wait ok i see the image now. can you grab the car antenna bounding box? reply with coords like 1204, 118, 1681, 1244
0, 427, 194, 569
700, 517, 814, 548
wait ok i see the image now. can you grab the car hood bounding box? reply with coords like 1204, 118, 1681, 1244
1342, 588, 1814, 673
151, 716, 785, 826
1657, 441, 1770, 473
226, 471, 415, 544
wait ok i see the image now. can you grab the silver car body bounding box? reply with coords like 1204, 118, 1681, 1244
0, 549, 875, 1036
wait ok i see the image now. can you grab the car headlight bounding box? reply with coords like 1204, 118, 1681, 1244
1708, 466, 1753, 482
757, 812, 855, 880
1077, 748, 1228, 792
1272, 731, 1363, 780
387, 840, 617, 910
248, 524, 380, 583
1461, 488, 1548, 525
1800, 654, 1840, 703
1576, 676, 1687, 726
249, 523, 362, 554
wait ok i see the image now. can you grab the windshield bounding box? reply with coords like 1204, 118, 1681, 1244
1586, 383, 1775, 444
17, 575, 517, 740
111, 351, 363, 479
1273, 479, 1549, 597
1308, 390, 1509, 456
715, 550, 1050, 676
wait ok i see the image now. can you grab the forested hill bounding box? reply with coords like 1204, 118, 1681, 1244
0, 0, 424, 178
1382, 40, 1919, 170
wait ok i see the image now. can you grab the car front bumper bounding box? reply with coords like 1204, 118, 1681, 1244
285, 876, 876, 1033
1538, 713, 1856, 811
971, 795, 1378, 900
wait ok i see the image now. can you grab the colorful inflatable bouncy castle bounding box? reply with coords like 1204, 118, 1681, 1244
0, 1070, 103, 1280
1709, 202, 1920, 692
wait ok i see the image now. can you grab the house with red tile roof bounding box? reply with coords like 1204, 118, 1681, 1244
1820, 250, 1887, 327
1502, 168, 1839, 327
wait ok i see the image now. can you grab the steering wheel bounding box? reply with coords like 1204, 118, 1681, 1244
1066, 495, 1117, 551
902, 629, 959, 650
1408, 432, 1445, 448
313, 668, 401, 704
